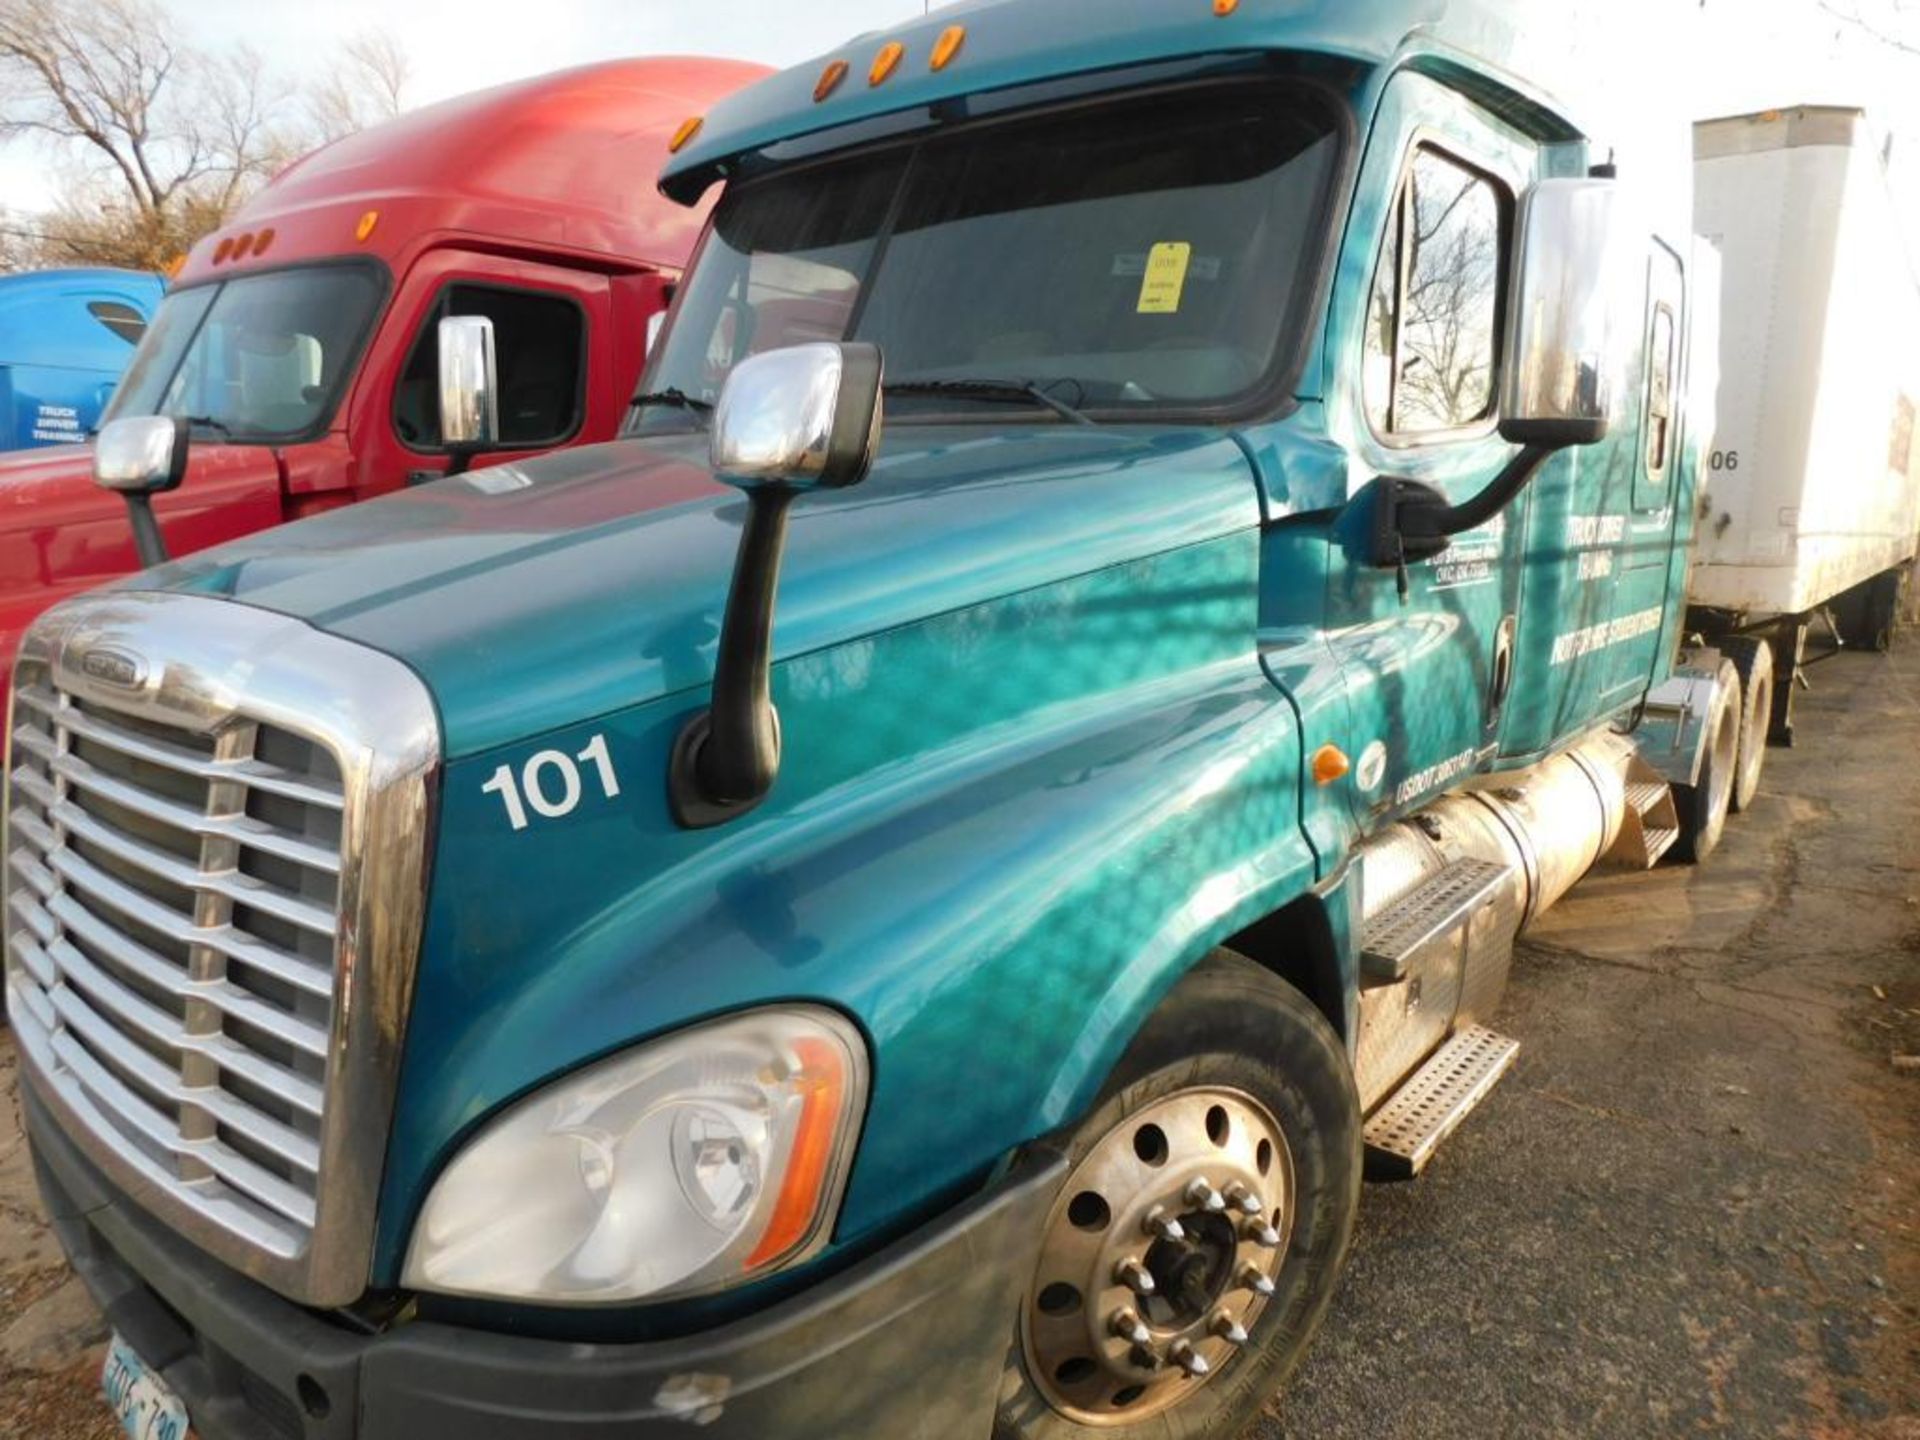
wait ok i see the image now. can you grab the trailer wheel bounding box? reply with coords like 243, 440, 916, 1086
1832, 568, 1905, 653
994, 951, 1360, 1440
1719, 636, 1772, 813
1671, 658, 1740, 864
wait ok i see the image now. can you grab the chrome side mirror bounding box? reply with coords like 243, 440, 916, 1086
1500, 177, 1618, 446
711, 342, 884, 492
671, 342, 885, 830
93, 415, 189, 495
437, 315, 499, 458
94, 415, 190, 568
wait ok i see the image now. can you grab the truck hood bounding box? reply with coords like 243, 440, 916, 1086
135, 426, 1262, 758
0, 440, 284, 606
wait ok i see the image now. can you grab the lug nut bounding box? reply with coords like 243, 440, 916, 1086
1143, 1206, 1186, 1242
1223, 1181, 1264, 1215
1244, 1218, 1282, 1248
1110, 1308, 1151, 1347
1210, 1310, 1250, 1346
1185, 1178, 1228, 1213
1239, 1263, 1276, 1297
1169, 1339, 1211, 1377
1115, 1257, 1156, 1295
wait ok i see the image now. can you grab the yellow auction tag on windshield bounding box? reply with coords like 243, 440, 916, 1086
1137, 242, 1192, 314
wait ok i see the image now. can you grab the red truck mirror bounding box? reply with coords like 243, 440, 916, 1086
92, 415, 189, 568
437, 315, 500, 474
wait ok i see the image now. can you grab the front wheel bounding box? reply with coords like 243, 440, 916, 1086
994, 951, 1361, 1439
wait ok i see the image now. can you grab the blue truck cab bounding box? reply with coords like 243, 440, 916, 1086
11, 3, 1734, 1437
0, 268, 164, 451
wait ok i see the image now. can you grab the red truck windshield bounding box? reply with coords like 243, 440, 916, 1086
636, 80, 1340, 427
106, 262, 385, 443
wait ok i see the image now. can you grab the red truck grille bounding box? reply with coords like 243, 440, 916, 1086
6, 661, 344, 1257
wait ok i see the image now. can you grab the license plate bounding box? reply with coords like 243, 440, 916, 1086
101, 1332, 190, 1440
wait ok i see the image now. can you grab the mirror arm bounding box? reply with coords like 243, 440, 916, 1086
1414, 442, 1556, 542
669, 486, 796, 828
121, 495, 169, 568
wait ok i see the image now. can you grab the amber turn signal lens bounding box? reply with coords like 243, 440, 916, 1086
669, 115, 704, 153
930, 25, 966, 70
869, 40, 904, 86
1312, 744, 1351, 786
355, 210, 379, 242
815, 58, 849, 102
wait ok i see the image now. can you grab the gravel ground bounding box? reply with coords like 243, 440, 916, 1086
0, 646, 1916, 1439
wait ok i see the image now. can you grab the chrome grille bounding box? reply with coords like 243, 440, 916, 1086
4, 592, 439, 1306
8, 662, 343, 1253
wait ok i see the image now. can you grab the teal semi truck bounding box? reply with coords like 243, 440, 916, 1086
10, 3, 1743, 1437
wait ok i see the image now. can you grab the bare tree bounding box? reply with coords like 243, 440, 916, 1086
306, 28, 410, 145
1820, 0, 1920, 55
0, 1, 411, 272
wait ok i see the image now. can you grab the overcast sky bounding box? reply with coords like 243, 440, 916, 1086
2, 0, 1917, 239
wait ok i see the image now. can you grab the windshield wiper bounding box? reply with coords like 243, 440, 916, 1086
627, 387, 714, 422
884, 378, 1095, 427
179, 414, 233, 439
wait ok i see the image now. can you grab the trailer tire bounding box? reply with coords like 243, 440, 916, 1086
1671, 658, 1740, 864
1719, 635, 1772, 813
1833, 568, 1905, 653
994, 950, 1360, 1440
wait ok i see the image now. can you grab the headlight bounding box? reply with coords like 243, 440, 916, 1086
402, 1007, 868, 1303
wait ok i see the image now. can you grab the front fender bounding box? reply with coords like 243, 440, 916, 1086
375, 531, 1318, 1284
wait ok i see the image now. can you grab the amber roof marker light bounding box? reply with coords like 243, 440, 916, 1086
1215, 0, 1241, 13
355, 210, 380, 243
669, 115, 704, 153
869, 40, 905, 86
931, 25, 967, 70
815, 59, 850, 102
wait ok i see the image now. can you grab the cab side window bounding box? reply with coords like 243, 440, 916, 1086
1362, 146, 1509, 437
395, 285, 585, 450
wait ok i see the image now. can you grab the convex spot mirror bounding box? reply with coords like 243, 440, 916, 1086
1500, 176, 1619, 447
93, 415, 189, 496
711, 341, 884, 492
437, 314, 499, 451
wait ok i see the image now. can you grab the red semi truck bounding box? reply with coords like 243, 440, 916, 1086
0, 56, 768, 707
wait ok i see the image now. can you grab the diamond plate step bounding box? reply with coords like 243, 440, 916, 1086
1363, 1024, 1520, 1180
1604, 760, 1682, 870
1359, 857, 1510, 987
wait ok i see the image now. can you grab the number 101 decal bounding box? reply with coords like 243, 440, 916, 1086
482, 734, 621, 831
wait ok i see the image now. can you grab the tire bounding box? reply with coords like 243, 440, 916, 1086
994, 951, 1361, 1440
1833, 568, 1905, 653
1671, 657, 1740, 864
1718, 635, 1773, 814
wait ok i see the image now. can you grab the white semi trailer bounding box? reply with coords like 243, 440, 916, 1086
1691, 105, 1920, 785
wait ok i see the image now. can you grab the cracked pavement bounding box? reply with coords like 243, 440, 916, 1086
1256, 643, 1920, 1439
2, 647, 1917, 1438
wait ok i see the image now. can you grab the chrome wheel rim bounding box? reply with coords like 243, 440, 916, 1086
1021, 1087, 1294, 1425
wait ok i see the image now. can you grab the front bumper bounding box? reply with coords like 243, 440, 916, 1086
26, 1079, 1064, 1440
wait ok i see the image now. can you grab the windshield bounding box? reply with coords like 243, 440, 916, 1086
106, 264, 384, 442
636, 81, 1340, 428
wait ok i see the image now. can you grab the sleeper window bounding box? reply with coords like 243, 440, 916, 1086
1363, 146, 1508, 436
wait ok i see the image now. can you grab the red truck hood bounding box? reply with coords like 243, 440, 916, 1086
0, 441, 287, 699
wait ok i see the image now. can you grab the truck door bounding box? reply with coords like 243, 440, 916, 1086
344, 252, 615, 497
1496, 242, 1685, 751
1320, 70, 1537, 818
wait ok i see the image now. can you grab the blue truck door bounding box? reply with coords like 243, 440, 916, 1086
1319, 71, 1539, 816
